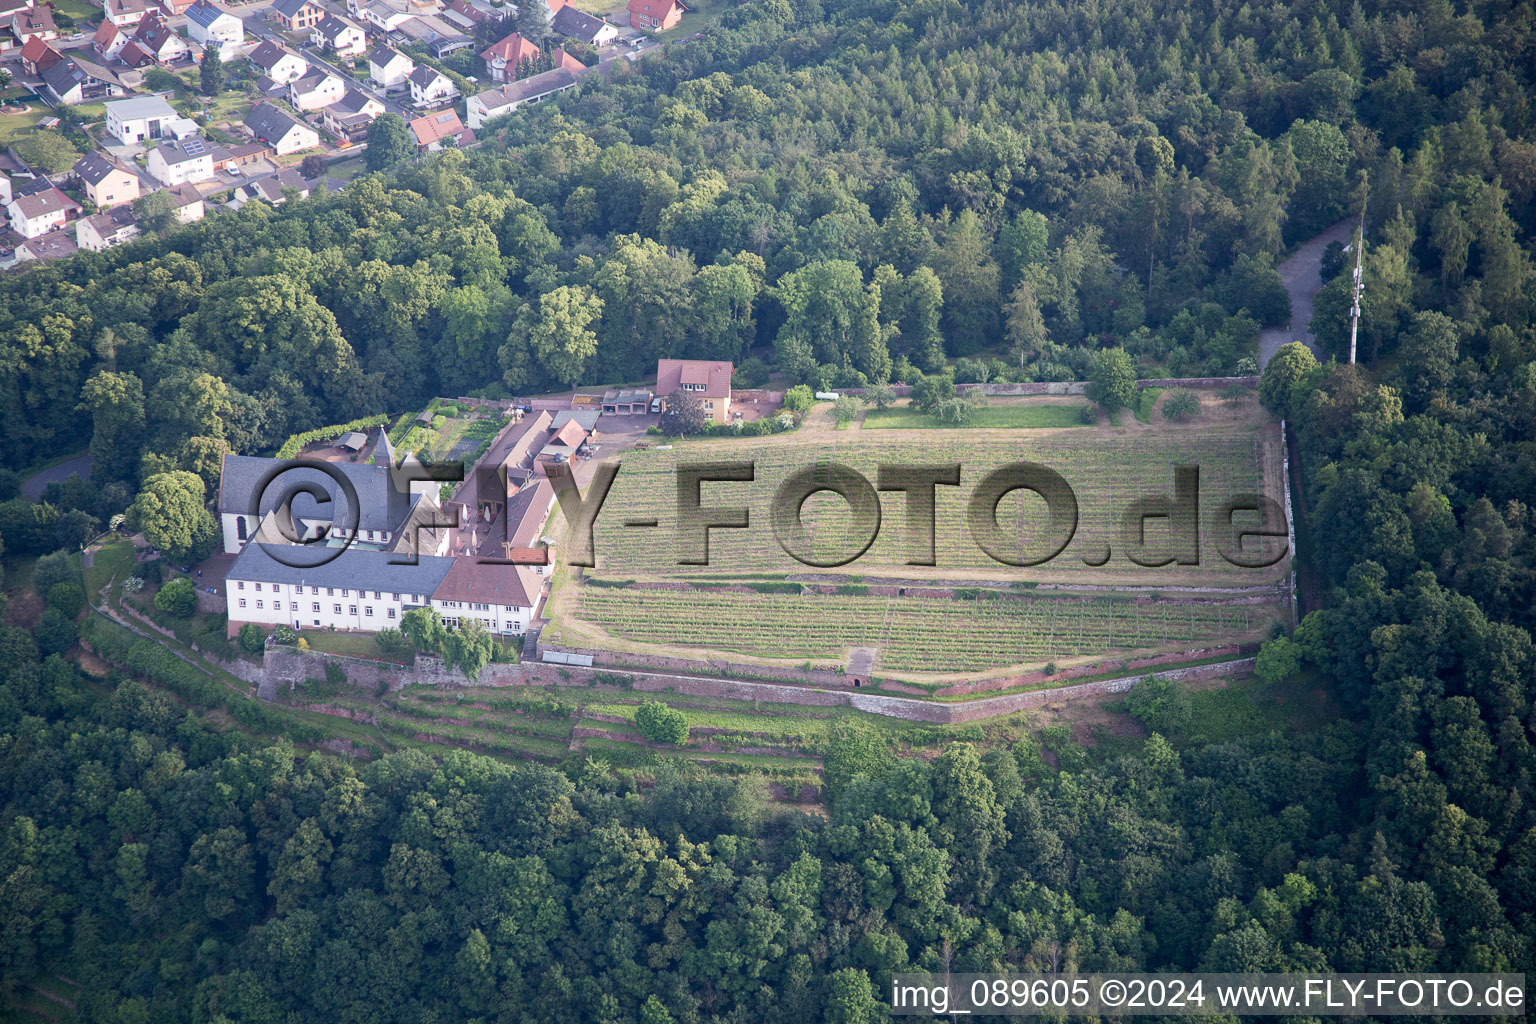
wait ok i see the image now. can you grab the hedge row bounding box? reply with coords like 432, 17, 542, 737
82, 616, 325, 741
275, 414, 390, 460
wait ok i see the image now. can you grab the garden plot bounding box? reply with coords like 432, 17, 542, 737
390, 399, 511, 465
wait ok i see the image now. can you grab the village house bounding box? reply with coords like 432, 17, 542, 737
147, 135, 215, 186
131, 13, 190, 64
409, 108, 472, 151
41, 56, 126, 104
101, 0, 147, 27
105, 94, 178, 144
323, 87, 384, 140
478, 29, 538, 83
185, 0, 243, 60
310, 13, 367, 57
19, 34, 59, 74
656, 358, 734, 424
230, 166, 310, 207
244, 101, 320, 155
269, 0, 323, 32
156, 0, 195, 16
91, 19, 127, 59
14, 229, 78, 263
288, 69, 346, 111
6, 186, 76, 238
464, 66, 578, 128
170, 180, 205, 223
75, 205, 139, 251
71, 151, 140, 208
367, 43, 414, 88
9, 5, 56, 44
627, 0, 683, 32
406, 64, 457, 108
550, 6, 618, 46
248, 40, 309, 83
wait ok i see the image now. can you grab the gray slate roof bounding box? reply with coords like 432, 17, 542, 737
271, 0, 316, 18
227, 541, 456, 595
550, 5, 610, 43
245, 101, 305, 142
218, 452, 412, 534
72, 150, 122, 185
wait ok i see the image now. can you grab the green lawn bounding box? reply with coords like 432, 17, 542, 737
862, 403, 1091, 429
1133, 387, 1165, 424
298, 630, 410, 664
50, 0, 99, 19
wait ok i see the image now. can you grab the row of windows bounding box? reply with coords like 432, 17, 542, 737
239, 598, 398, 619
236, 581, 418, 601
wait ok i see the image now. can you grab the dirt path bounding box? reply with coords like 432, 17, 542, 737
1258, 219, 1356, 367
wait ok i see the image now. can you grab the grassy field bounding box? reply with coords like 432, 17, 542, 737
1133, 388, 1165, 424
863, 403, 1091, 429
580, 429, 1286, 582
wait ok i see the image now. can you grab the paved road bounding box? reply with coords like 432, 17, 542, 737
1258, 218, 1357, 367
24, 452, 91, 501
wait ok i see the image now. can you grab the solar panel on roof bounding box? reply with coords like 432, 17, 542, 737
181, 137, 206, 155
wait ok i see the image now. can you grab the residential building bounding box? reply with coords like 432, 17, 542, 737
131, 13, 189, 63
322, 87, 384, 140
101, 0, 147, 26
117, 39, 154, 67
392, 14, 470, 54
105, 94, 177, 144
231, 166, 309, 206
147, 135, 215, 186
9, 5, 55, 43
550, 6, 618, 46
288, 70, 345, 111
76, 205, 139, 251
185, 0, 243, 60
71, 151, 140, 208
19, 34, 58, 73
6, 187, 76, 238
361, 0, 411, 32
428, 559, 545, 635
247, 40, 308, 83
41, 56, 125, 104
464, 67, 578, 128
444, 0, 488, 25
627, 0, 683, 32
656, 358, 733, 423
269, 0, 323, 32
170, 180, 205, 223
311, 13, 367, 57
91, 20, 126, 59
408, 108, 472, 151
14, 229, 78, 263
244, 101, 320, 155
156, 0, 195, 16
367, 43, 414, 88
406, 64, 457, 108
479, 29, 538, 83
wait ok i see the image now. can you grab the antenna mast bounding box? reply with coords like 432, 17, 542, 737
1347, 196, 1366, 364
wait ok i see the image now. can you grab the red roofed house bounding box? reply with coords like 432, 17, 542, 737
132, 12, 190, 64
627, 0, 682, 33
429, 558, 545, 636
656, 358, 733, 424
20, 34, 61, 74
479, 30, 538, 83
408, 108, 474, 151
92, 19, 128, 59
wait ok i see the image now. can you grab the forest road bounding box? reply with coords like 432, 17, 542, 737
1258, 218, 1357, 367
25, 452, 91, 501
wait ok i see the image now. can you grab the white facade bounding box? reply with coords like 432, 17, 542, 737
408, 68, 457, 108
187, 6, 243, 60
252, 46, 308, 83
289, 73, 346, 111
229, 579, 428, 631
105, 95, 177, 143
312, 17, 367, 56
6, 198, 65, 238
147, 142, 214, 186
368, 48, 414, 87
430, 594, 539, 635
267, 120, 320, 155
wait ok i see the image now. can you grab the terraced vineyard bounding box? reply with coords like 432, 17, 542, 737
574, 587, 1273, 672
585, 429, 1286, 583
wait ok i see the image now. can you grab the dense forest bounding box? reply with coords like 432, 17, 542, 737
3, 0, 1536, 1018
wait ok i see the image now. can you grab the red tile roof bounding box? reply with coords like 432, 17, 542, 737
479, 31, 539, 65
21, 35, 60, 67
432, 557, 542, 608
546, 419, 587, 449
408, 108, 471, 147
627, 0, 681, 23
555, 47, 583, 72
656, 358, 732, 399
507, 478, 556, 549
